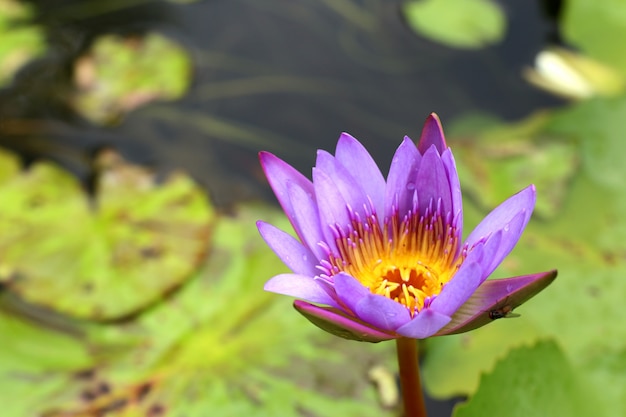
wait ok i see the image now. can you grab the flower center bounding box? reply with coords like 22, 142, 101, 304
324, 205, 463, 315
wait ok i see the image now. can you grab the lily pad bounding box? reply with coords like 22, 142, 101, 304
72, 32, 192, 124
20, 204, 398, 417
0, 0, 45, 86
0, 148, 214, 320
402, 0, 505, 49
562, 0, 626, 77
0, 309, 93, 416
453, 341, 603, 417
451, 112, 579, 218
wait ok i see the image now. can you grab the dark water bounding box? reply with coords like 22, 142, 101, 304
0, 0, 562, 206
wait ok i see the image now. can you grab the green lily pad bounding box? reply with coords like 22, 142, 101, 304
21, 204, 398, 417
402, 0, 505, 49
0, 309, 93, 416
0, 148, 214, 320
453, 340, 603, 417
451, 112, 579, 218
0, 0, 45, 86
72, 32, 192, 124
562, 0, 626, 77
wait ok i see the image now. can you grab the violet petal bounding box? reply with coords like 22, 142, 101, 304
355, 293, 412, 331
333, 272, 370, 314
428, 245, 485, 316
312, 167, 351, 240
395, 307, 452, 339
417, 113, 447, 155
436, 270, 558, 335
335, 133, 386, 217
286, 182, 330, 259
257, 221, 318, 276
315, 150, 372, 219
294, 300, 398, 342
259, 151, 314, 227
441, 149, 463, 239
384, 137, 421, 219
414, 146, 452, 216
264, 273, 340, 308
465, 185, 535, 250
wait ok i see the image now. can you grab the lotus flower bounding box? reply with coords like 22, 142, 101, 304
257, 113, 556, 342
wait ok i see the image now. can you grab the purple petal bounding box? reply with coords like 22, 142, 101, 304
384, 137, 421, 219
414, 145, 452, 216
333, 273, 370, 314
315, 150, 372, 219
436, 270, 558, 335
312, 168, 351, 239
294, 300, 398, 342
395, 308, 452, 339
264, 273, 339, 308
355, 294, 412, 331
417, 113, 447, 155
259, 151, 314, 227
335, 133, 386, 217
286, 182, 331, 259
465, 185, 535, 250
257, 221, 318, 276
428, 245, 485, 316
441, 149, 463, 237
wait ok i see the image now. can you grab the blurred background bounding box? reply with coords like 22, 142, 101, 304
1, 0, 624, 416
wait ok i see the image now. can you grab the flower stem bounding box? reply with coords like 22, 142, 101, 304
396, 337, 427, 417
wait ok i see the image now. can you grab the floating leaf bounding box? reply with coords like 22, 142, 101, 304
451, 112, 579, 218
563, 0, 626, 77
22, 204, 397, 417
72, 32, 192, 124
453, 341, 603, 417
0, 310, 93, 416
0, 0, 45, 86
402, 0, 505, 49
0, 148, 214, 320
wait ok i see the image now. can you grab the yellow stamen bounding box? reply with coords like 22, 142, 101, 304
328, 210, 463, 315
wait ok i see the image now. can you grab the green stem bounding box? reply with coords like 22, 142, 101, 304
396, 338, 428, 417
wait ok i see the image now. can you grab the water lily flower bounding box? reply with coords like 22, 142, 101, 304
257, 113, 556, 342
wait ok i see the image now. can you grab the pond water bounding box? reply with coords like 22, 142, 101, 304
1, 0, 562, 206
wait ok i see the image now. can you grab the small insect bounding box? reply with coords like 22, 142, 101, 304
488, 304, 520, 320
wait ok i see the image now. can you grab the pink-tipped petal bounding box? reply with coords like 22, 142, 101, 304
384, 137, 421, 219
355, 293, 412, 331
417, 113, 447, 154
335, 133, 386, 216
436, 270, 558, 335
294, 300, 398, 342
257, 221, 318, 276
264, 274, 339, 308
395, 307, 452, 339
414, 145, 453, 216
465, 185, 536, 250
